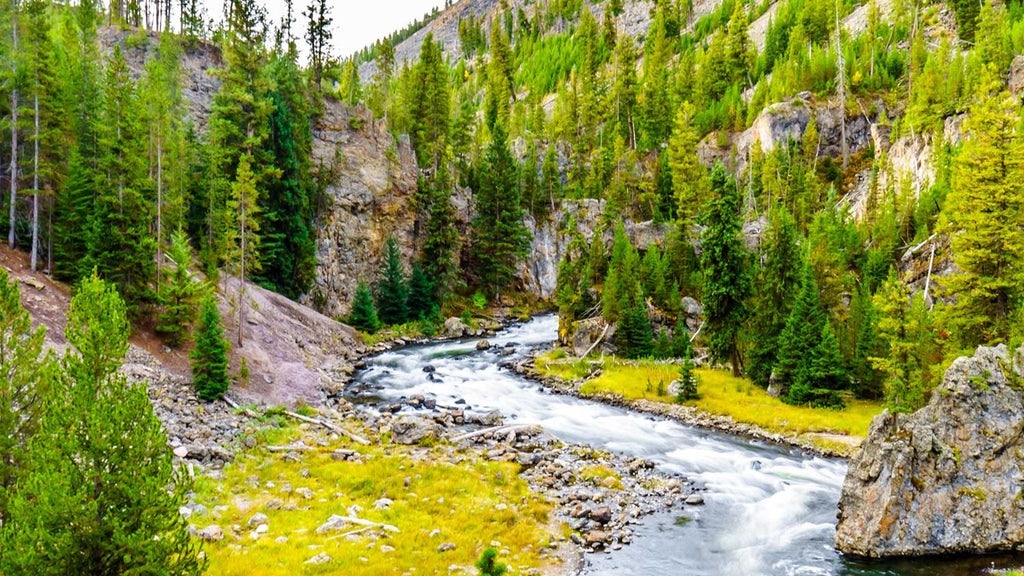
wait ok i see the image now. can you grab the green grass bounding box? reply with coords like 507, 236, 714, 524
193, 424, 562, 576
537, 353, 884, 454
359, 322, 425, 347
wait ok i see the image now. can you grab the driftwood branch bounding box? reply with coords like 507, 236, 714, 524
222, 396, 371, 446
449, 424, 541, 443
265, 443, 318, 453
690, 320, 706, 343
581, 322, 610, 358
326, 526, 374, 541
924, 242, 936, 310
284, 410, 371, 446
325, 516, 399, 533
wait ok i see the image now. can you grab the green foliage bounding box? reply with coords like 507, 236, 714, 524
940, 75, 1024, 348
0, 269, 51, 509
870, 268, 934, 413
375, 236, 410, 325
470, 126, 531, 298
776, 269, 847, 408
653, 328, 672, 359
255, 52, 318, 298
475, 548, 507, 576
602, 224, 641, 323
675, 357, 701, 402
191, 293, 230, 402
406, 261, 434, 321
157, 229, 201, 347
617, 295, 654, 359
409, 33, 450, 170
348, 280, 380, 334
700, 163, 750, 376
746, 208, 802, 387
0, 274, 204, 576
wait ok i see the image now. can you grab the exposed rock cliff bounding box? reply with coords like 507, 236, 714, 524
698, 96, 874, 173
307, 102, 421, 318
835, 344, 1024, 557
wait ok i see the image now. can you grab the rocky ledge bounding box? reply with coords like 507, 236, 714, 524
835, 343, 1024, 557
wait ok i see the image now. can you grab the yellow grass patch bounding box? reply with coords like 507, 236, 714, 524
193, 424, 561, 575
538, 355, 883, 454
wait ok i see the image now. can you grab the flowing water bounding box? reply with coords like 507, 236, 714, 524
348, 315, 1023, 576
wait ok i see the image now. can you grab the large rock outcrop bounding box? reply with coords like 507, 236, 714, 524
835, 344, 1024, 557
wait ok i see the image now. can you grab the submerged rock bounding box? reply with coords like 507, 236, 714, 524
835, 344, 1024, 557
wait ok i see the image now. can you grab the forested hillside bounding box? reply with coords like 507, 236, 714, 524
0, 0, 1022, 430
340, 0, 1024, 412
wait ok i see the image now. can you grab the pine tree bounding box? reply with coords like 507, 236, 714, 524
226, 153, 261, 345
485, 23, 514, 131
156, 228, 201, 348
602, 223, 640, 323
700, 163, 750, 376
0, 268, 51, 507
639, 8, 672, 148
671, 315, 692, 359
93, 45, 157, 312
675, 322, 700, 402
653, 328, 672, 359
668, 101, 706, 227
775, 269, 847, 407
348, 280, 380, 333
470, 125, 531, 299
302, 0, 331, 92
475, 548, 507, 576
406, 260, 434, 321
870, 268, 933, 413
617, 293, 654, 359
375, 235, 409, 325
939, 74, 1024, 348
408, 33, 450, 171
746, 208, 802, 387
23, 0, 55, 273
190, 292, 230, 402
422, 156, 461, 302
256, 51, 317, 298
0, 273, 205, 575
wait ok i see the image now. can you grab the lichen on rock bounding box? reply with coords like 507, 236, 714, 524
835, 343, 1024, 557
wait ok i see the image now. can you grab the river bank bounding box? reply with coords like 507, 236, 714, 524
510, 345, 872, 459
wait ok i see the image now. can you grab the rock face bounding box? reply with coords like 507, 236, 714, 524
835, 344, 1024, 557
308, 102, 420, 319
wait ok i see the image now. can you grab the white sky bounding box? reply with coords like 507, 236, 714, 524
257, 0, 448, 58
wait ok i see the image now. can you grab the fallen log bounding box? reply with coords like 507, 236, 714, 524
284, 410, 371, 446
449, 424, 541, 443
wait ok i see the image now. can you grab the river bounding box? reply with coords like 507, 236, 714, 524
348, 315, 1021, 576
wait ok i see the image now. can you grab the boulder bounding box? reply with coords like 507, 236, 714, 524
197, 525, 223, 542
570, 317, 611, 356
442, 317, 468, 339
247, 512, 269, 529
476, 339, 491, 351
391, 415, 440, 445
835, 344, 1024, 557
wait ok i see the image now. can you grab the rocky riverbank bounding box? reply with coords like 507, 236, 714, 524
351, 395, 698, 556
510, 345, 854, 459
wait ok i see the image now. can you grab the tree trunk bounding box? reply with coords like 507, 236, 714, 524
835, 0, 848, 170
156, 118, 163, 287
9, 0, 19, 250
30, 77, 38, 271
